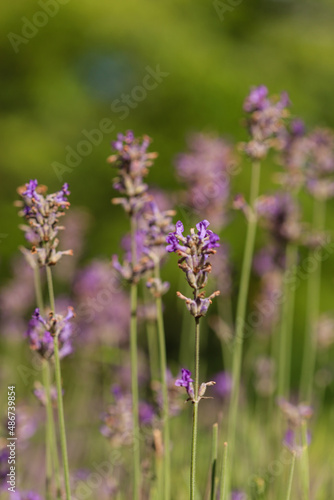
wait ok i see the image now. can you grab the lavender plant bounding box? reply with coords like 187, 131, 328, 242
17, 180, 73, 499
167, 219, 220, 499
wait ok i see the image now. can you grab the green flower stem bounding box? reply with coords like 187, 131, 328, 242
34, 267, 62, 498
42, 360, 52, 500
210, 423, 218, 500
277, 242, 298, 398
219, 442, 228, 500
300, 198, 326, 401
130, 216, 140, 500
46, 266, 71, 500
190, 317, 201, 500
227, 160, 261, 494
285, 452, 296, 500
43, 359, 62, 498
154, 263, 171, 500
301, 421, 310, 500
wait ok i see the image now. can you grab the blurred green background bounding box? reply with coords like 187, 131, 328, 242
1, 0, 334, 381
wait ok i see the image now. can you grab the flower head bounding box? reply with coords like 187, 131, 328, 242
109, 131, 158, 215
17, 180, 72, 267
241, 86, 290, 160
175, 133, 235, 230
25, 307, 74, 360
166, 219, 220, 317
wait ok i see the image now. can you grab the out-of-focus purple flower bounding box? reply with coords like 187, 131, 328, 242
139, 402, 155, 426
167, 220, 220, 317
108, 131, 157, 215
214, 371, 232, 399
255, 192, 301, 247
241, 86, 290, 160
175, 133, 236, 230
231, 490, 247, 500
17, 180, 72, 267
25, 307, 74, 360
278, 398, 313, 428
101, 385, 154, 447
73, 260, 130, 346
283, 428, 311, 456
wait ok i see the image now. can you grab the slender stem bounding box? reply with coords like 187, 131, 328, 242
300, 198, 326, 401
210, 423, 218, 500
155, 263, 171, 500
277, 242, 298, 397
190, 317, 201, 500
33, 266, 44, 311
227, 161, 261, 494
130, 216, 140, 500
43, 360, 62, 498
301, 421, 310, 500
285, 452, 296, 500
46, 266, 71, 500
42, 361, 52, 500
219, 442, 228, 500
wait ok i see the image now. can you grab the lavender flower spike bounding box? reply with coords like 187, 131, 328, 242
166, 219, 220, 317
175, 368, 194, 400
17, 180, 73, 267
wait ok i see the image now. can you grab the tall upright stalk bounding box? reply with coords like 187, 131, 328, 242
219, 442, 228, 500
285, 452, 296, 500
33, 267, 61, 498
190, 317, 201, 500
46, 266, 71, 500
300, 198, 326, 401
130, 216, 140, 500
210, 423, 218, 500
277, 242, 298, 397
227, 161, 261, 493
154, 262, 171, 500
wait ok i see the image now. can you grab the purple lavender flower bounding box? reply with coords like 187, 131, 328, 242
175, 368, 194, 400
166, 220, 220, 317
33, 381, 58, 406
241, 86, 290, 160
283, 428, 311, 456
175, 132, 235, 230
108, 131, 157, 215
17, 180, 73, 267
25, 307, 74, 360
231, 491, 247, 500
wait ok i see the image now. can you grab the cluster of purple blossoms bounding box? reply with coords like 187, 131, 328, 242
17, 180, 73, 267
108, 130, 157, 215
25, 307, 74, 360
278, 398, 313, 455
33, 381, 58, 407
175, 133, 236, 230
10, 492, 42, 500
175, 368, 215, 403
241, 85, 290, 160
166, 220, 220, 317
